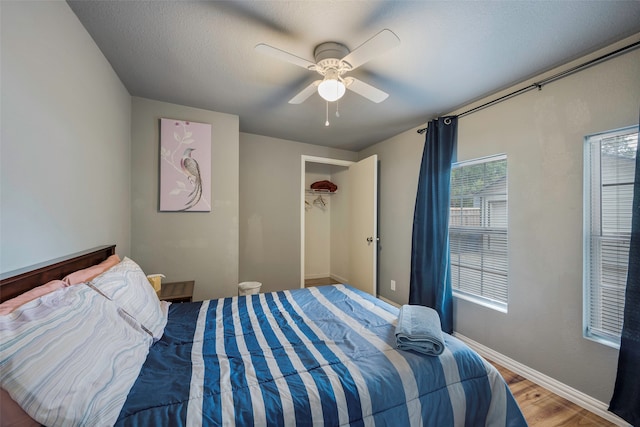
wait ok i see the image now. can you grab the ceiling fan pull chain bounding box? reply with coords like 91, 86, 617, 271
336, 100, 340, 118
325, 101, 330, 126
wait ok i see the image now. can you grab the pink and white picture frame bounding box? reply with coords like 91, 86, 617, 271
159, 118, 211, 212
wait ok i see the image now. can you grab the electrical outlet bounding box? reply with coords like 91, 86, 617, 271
390, 280, 396, 291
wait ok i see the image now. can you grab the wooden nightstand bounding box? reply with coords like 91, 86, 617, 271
159, 280, 194, 303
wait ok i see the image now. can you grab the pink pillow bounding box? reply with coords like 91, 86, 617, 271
62, 254, 121, 285
0, 388, 40, 427
0, 280, 66, 316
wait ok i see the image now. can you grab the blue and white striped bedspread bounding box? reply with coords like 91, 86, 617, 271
116, 285, 527, 426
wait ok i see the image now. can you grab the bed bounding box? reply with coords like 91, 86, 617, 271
0, 246, 527, 426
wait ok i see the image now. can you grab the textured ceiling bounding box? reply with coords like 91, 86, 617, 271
68, 1, 640, 152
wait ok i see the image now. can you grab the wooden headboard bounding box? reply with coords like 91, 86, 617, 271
0, 245, 116, 303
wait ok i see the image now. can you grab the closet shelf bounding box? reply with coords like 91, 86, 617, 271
306, 189, 337, 195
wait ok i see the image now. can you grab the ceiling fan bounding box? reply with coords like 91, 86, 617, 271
255, 29, 400, 105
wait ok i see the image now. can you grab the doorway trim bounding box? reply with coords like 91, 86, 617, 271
301, 155, 354, 288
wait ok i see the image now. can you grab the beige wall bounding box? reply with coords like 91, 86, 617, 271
359, 129, 425, 304
360, 35, 640, 404
239, 133, 357, 293
304, 164, 332, 279
130, 97, 239, 301
304, 163, 351, 282
329, 165, 351, 283
0, 1, 131, 272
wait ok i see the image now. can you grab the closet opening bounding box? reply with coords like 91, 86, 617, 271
300, 155, 378, 296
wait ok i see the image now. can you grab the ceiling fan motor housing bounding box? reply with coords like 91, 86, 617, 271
314, 42, 352, 75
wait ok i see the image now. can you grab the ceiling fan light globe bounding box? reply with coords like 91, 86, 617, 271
318, 78, 346, 102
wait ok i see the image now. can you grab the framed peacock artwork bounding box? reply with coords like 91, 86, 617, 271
159, 118, 212, 212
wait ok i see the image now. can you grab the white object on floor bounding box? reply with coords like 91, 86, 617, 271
238, 281, 262, 296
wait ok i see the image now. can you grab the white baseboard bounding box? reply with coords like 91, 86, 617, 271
453, 333, 630, 427
304, 273, 331, 280
330, 273, 349, 284
377, 295, 401, 308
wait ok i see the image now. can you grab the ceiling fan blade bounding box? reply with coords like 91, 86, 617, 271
289, 80, 321, 104
255, 43, 316, 70
346, 77, 389, 103
340, 29, 400, 70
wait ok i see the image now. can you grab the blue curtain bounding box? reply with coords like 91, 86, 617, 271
609, 124, 640, 426
409, 116, 457, 334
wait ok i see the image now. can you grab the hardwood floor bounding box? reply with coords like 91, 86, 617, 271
489, 360, 617, 426
304, 277, 340, 287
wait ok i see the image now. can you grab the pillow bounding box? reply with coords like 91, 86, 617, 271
0, 254, 121, 316
0, 388, 40, 427
89, 257, 169, 341
0, 280, 66, 316
62, 254, 121, 285
0, 285, 152, 427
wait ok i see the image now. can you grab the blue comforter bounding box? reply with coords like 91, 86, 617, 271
116, 285, 527, 426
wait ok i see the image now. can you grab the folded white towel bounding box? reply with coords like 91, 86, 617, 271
395, 304, 445, 356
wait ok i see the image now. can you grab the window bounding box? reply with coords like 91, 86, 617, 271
449, 154, 508, 311
584, 126, 637, 347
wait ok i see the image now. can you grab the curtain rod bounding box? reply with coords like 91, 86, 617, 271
417, 40, 640, 135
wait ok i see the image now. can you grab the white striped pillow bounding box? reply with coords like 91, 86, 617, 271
0, 284, 151, 427
89, 257, 169, 341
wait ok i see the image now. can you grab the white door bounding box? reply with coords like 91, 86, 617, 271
348, 155, 378, 295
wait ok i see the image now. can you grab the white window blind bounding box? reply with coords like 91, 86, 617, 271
449, 155, 508, 310
584, 126, 637, 346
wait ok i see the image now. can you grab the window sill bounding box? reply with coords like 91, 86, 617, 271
583, 331, 620, 350
453, 291, 508, 313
